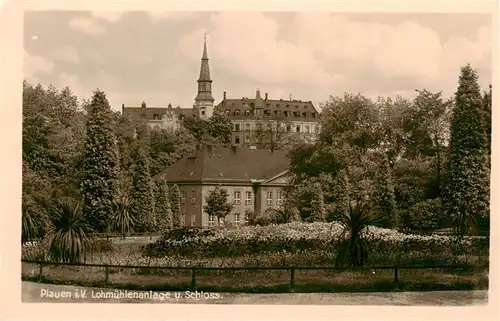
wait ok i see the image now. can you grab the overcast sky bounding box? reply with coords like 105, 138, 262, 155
24, 11, 492, 112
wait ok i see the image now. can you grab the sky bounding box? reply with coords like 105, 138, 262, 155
23, 11, 492, 112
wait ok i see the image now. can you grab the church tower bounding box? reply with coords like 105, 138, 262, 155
193, 34, 214, 119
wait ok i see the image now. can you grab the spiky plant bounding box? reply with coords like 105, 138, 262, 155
111, 194, 136, 239
334, 171, 380, 269
21, 198, 47, 243
47, 198, 92, 263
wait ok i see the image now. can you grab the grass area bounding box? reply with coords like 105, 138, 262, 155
22, 261, 489, 294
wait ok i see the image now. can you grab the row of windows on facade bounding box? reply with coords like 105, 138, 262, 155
225, 108, 317, 119
181, 190, 284, 205
179, 212, 250, 227
232, 122, 320, 133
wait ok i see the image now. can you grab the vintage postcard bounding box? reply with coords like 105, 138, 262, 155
1, 0, 498, 320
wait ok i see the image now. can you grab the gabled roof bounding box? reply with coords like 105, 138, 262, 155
122, 104, 196, 121
158, 145, 289, 184
214, 90, 321, 122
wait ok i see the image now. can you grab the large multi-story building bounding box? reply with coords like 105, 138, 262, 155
121, 37, 321, 146
156, 144, 290, 228
214, 90, 321, 147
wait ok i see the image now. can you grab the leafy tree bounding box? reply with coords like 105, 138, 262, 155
80, 90, 120, 232
130, 149, 156, 233
148, 127, 197, 176
154, 177, 173, 233
207, 112, 233, 145
203, 187, 233, 227
170, 184, 182, 228
446, 64, 489, 235
47, 198, 92, 263
372, 154, 396, 228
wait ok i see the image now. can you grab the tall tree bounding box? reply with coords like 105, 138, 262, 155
309, 183, 326, 222
170, 184, 182, 228
80, 90, 120, 232
154, 177, 173, 233
372, 154, 396, 228
130, 149, 156, 233
203, 186, 233, 227
447, 64, 489, 235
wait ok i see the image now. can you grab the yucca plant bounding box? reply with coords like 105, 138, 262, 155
21, 198, 48, 244
47, 198, 92, 263
111, 194, 136, 239
334, 170, 380, 269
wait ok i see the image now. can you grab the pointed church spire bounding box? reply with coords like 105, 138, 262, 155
198, 33, 211, 82
194, 34, 214, 119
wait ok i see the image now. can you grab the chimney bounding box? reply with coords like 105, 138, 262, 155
223, 91, 226, 100
121, 103, 125, 114
141, 101, 146, 108
265, 93, 268, 100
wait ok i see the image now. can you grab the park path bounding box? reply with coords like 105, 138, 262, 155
22, 281, 487, 306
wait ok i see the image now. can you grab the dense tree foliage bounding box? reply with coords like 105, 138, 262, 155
203, 187, 233, 226
154, 177, 173, 232
182, 112, 232, 145
130, 149, 156, 233
80, 90, 120, 232
446, 65, 489, 235
170, 184, 182, 228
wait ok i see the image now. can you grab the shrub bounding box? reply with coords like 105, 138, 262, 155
400, 198, 444, 233
141, 222, 488, 267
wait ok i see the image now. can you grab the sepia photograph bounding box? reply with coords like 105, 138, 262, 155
15, 4, 494, 314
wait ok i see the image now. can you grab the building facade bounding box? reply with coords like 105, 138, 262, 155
214, 90, 321, 148
156, 145, 290, 228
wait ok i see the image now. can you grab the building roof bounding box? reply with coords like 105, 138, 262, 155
122, 103, 196, 121
214, 90, 321, 122
157, 145, 289, 184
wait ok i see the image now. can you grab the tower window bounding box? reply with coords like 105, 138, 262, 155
201, 111, 205, 116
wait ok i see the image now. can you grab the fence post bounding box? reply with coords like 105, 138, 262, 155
104, 265, 110, 284
393, 265, 399, 288
191, 268, 197, 290
38, 262, 43, 278
289, 267, 295, 292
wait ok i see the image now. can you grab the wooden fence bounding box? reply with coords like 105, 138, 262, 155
21, 259, 485, 292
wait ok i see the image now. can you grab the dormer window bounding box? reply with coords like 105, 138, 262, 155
302, 112, 307, 118
312, 113, 316, 118
295, 105, 299, 108
153, 114, 161, 120
264, 110, 271, 116
244, 110, 250, 116
234, 109, 240, 116
284, 111, 289, 117
293, 111, 300, 117
286, 104, 290, 108
225, 109, 230, 115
